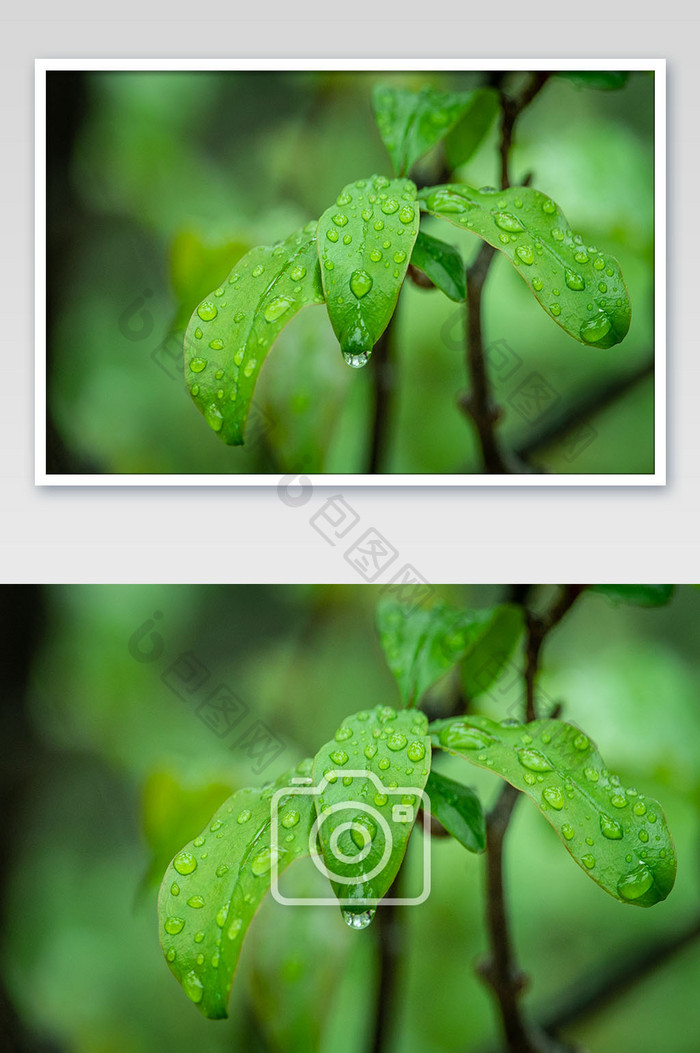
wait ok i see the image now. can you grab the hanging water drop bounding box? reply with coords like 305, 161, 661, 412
342, 908, 376, 930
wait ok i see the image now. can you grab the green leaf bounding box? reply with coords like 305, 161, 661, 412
376, 599, 521, 707
426, 770, 485, 853
556, 71, 630, 91
461, 604, 524, 700
318, 175, 419, 366
371, 85, 483, 177
444, 88, 499, 170
431, 715, 676, 907
184, 223, 324, 445
312, 705, 431, 922
410, 231, 466, 302
158, 760, 316, 1018
419, 183, 631, 348
590, 585, 675, 607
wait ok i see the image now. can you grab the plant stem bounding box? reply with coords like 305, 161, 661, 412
368, 315, 395, 474
461, 72, 551, 474
371, 869, 404, 1053
478, 584, 583, 1052
524, 585, 585, 722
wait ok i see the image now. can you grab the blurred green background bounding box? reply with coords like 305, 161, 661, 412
45, 70, 655, 475
1, 585, 698, 1052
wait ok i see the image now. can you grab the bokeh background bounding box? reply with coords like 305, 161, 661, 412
45, 70, 655, 475
1, 584, 698, 1052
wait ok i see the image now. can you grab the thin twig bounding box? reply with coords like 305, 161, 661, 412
478, 584, 584, 1052
368, 316, 395, 474
524, 585, 585, 722
514, 358, 654, 464
371, 869, 405, 1053
461, 72, 551, 474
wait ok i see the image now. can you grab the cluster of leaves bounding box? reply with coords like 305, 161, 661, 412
159, 584, 675, 1019
184, 78, 632, 445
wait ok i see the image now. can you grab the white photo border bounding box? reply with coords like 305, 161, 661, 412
34, 58, 666, 487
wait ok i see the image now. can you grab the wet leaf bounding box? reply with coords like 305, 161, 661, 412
376, 599, 521, 707
372, 84, 484, 176
184, 223, 324, 445
419, 183, 631, 348
432, 715, 676, 907
556, 71, 630, 91
410, 231, 466, 302
158, 760, 316, 1018
426, 770, 485, 853
590, 585, 675, 607
312, 705, 431, 922
444, 88, 499, 169
318, 175, 419, 366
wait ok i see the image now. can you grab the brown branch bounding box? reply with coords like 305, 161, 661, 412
515, 357, 654, 464
524, 585, 586, 721
478, 584, 584, 1052
461, 72, 551, 474
367, 317, 395, 474
371, 869, 405, 1053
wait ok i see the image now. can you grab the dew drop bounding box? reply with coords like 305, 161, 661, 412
336, 191, 352, 206
638, 829, 649, 843
332, 213, 348, 227
342, 908, 376, 930
264, 296, 292, 322
387, 732, 407, 752
343, 234, 352, 245
573, 734, 589, 751
281, 809, 300, 829
551, 228, 565, 242
227, 917, 242, 940
326, 229, 339, 242
565, 269, 585, 291
494, 212, 523, 233
582, 854, 596, 869
393, 250, 406, 264
610, 793, 628, 809
252, 265, 265, 277
205, 404, 223, 433
618, 865, 654, 901
364, 743, 377, 760
532, 276, 543, 292
187, 895, 205, 909
440, 725, 493, 751
542, 198, 556, 214
516, 245, 534, 265
370, 249, 382, 262
330, 749, 349, 765
197, 300, 218, 321
561, 823, 575, 841
174, 851, 197, 875
593, 257, 605, 271
350, 270, 373, 299
343, 350, 370, 368
164, 916, 185, 935
194, 327, 203, 339
216, 863, 230, 877
550, 303, 562, 317
601, 815, 623, 840
543, 786, 564, 810
381, 199, 399, 215
251, 847, 279, 876
243, 360, 256, 378
580, 313, 612, 344
166, 948, 176, 962
183, 970, 204, 1004
290, 264, 306, 281
407, 741, 426, 762
574, 251, 589, 264
189, 358, 207, 374
517, 748, 552, 772
171, 882, 180, 896
378, 757, 390, 771
237, 809, 252, 825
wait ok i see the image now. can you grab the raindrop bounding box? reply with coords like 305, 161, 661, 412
516, 245, 534, 265
342, 908, 376, 930
281, 810, 300, 829
399, 205, 415, 224
166, 948, 176, 962
164, 916, 185, 935
252, 265, 265, 277
216, 864, 229, 877
343, 234, 352, 245
183, 970, 204, 1004
580, 313, 612, 344
327, 229, 339, 242
290, 265, 306, 281
582, 855, 596, 869
573, 734, 589, 751
205, 404, 223, 433
197, 300, 217, 321
187, 895, 205, 909
332, 213, 349, 227
407, 741, 426, 762
171, 882, 180, 896
494, 212, 523, 233
543, 786, 564, 810
343, 351, 370, 368
370, 249, 382, 262
440, 725, 493, 751
542, 198, 557, 214
610, 793, 628, 809
350, 270, 373, 299
561, 824, 575, 841
550, 303, 562, 317
237, 809, 252, 824
194, 327, 203, 339
264, 297, 292, 322
189, 358, 207, 374
381, 199, 399, 215
330, 750, 349, 765
532, 277, 543, 292
617, 865, 654, 901
601, 815, 623, 840
565, 269, 585, 291
174, 852, 197, 875
251, 847, 279, 876
516, 748, 552, 772
387, 732, 407, 752
551, 228, 565, 242
393, 251, 406, 264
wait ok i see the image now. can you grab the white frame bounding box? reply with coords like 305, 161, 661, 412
35, 58, 666, 486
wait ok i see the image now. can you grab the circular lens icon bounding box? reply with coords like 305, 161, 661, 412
310, 800, 392, 886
